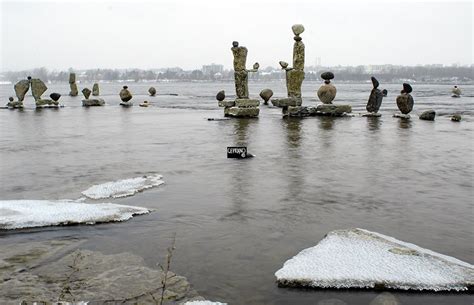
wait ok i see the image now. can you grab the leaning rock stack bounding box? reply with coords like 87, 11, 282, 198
31, 78, 59, 108
82, 87, 105, 106
365, 76, 384, 115
69, 73, 78, 96
395, 83, 414, 118
14, 77, 31, 102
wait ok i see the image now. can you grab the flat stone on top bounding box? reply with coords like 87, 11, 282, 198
235, 99, 260, 107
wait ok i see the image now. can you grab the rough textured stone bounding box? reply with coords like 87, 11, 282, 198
321, 72, 335, 81
218, 100, 235, 107
279, 61, 289, 69
259, 89, 273, 103
225, 107, 259, 117
14, 79, 30, 102
402, 83, 413, 94
30, 79, 47, 101
393, 113, 411, 119
68, 73, 76, 84
7, 99, 23, 108
92, 83, 100, 96
419, 110, 436, 121
382, 89, 388, 97
69, 83, 78, 96
216, 90, 225, 101
82, 98, 105, 106
234, 71, 249, 99
235, 99, 259, 107
452, 86, 461, 96
317, 84, 337, 104
231, 45, 248, 71
271, 97, 302, 107
119, 86, 133, 102
0, 240, 203, 304
451, 114, 462, 122
120, 101, 133, 107
82, 88, 92, 99
362, 112, 382, 117
35, 99, 59, 107
396, 93, 414, 114
149, 87, 157, 96
49, 93, 61, 102
287, 69, 305, 98
366, 77, 383, 113
291, 24, 305, 35
293, 41, 305, 70
316, 104, 352, 116
139, 101, 150, 107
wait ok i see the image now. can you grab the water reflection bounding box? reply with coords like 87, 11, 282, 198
398, 117, 412, 129
282, 117, 302, 148
233, 118, 255, 145
366, 116, 381, 131
281, 117, 304, 203
319, 116, 336, 130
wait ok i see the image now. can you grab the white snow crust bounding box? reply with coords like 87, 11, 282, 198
0, 200, 150, 229
82, 174, 164, 199
275, 228, 473, 291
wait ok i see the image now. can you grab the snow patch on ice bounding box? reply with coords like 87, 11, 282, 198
275, 228, 474, 291
0, 200, 150, 230
82, 174, 164, 199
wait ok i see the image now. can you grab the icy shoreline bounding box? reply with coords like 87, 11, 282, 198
82, 174, 164, 199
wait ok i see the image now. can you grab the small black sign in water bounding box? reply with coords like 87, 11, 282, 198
227, 146, 251, 159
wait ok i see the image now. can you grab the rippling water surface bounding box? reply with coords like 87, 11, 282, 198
0, 81, 473, 304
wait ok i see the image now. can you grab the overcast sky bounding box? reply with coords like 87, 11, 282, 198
1, 0, 472, 71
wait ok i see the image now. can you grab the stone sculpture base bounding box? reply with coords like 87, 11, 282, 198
361, 112, 382, 117
7, 101, 24, 109
120, 101, 133, 107
82, 98, 105, 107
283, 104, 352, 117
224, 106, 259, 118
316, 104, 352, 116
36, 99, 59, 108
271, 97, 302, 108
393, 113, 411, 119
218, 100, 236, 107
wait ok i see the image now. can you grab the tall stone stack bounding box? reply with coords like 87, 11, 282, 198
363, 76, 384, 117
31, 78, 60, 108
315, 72, 352, 116
7, 77, 31, 108
271, 24, 306, 116
92, 83, 100, 96
69, 73, 78, 96
216, 41, 260, 117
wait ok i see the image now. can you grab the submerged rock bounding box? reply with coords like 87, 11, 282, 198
419, 110, 436, 121
275, 228, 474, 291
82, 98, 105, 107
216, 90, 225, 101
259, 89, 273, 104
451, 114, 462, 122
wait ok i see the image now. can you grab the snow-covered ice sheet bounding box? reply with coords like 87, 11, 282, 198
0, 200, 150, 230
82, 174, 164, 199
275, 228, 474, 291
183, 301, 227, 305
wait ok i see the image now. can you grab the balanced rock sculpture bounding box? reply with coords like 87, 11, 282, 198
92, 83, 100, 96
394, 83, 414, 118
69, 73, 78, 96
259, 89, 273, 105
271, 24, 306, 116
363, 76, 384, 117
216, 90, 225, 102
120, 86, 133, 107
315, 72, 352, 116
451, 86, 461, 98
6, 96, 23, 109
82, 87, 105, 107
148, 87, 157, 96
216, 41, 260, 117
7, 77, 31, 108
31, 78, 59, 108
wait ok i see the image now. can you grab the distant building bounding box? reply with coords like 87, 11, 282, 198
202, 64, 224, 76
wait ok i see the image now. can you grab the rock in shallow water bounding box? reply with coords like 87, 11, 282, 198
275, 228, 474, 291
82, 87, 92, 99
216, 90, 225, 101
14, 79, 30, 102
82, 98, 105, 107
451, 114, 462, 122
419, 110, 436, 121
396, 93, 414, 114
119, 86, 132, 102
148, 86, 157, 96
317, 84, 337, 104
259, 89, 273, 103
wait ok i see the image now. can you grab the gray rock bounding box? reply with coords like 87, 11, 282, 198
316, 104, 352, 116
369, 292, 400, 305
402, 83, 413, 94
30, 79, 48, 101
119, 86, 132, 102
366, 77, 383, 113
317, 83, 337, 104
279, 61, 289, 69
271, 97, 302, 107
393, 113, 411, 119
92, 83, 100, 96
148, 86, 157, 96
419, 110, 436, 121
120, 101, 133, 107
35, 99, 59, 108
218, 100, 235, 107
225, 106, 259, 117
8, 96, 13, 102
69, 83, 78, 96
82, 98, 105, 107
291, 24, 305, 36
235, 98, 259, 107
287, 69, 305, 98
371, 76, 380, 89
253, 62, 260, 70
216, 90, 225, 101
82, 88, 92, 99
259, 89, 273, 103
14, 79, 30, 102
396, 93, 414, 114
321, 72, 335, 81
234, 71, 249, 99
451, 114, 462, 122
362, 112, 382, 117
68, 73, 76, 84
49, 93, 61, 102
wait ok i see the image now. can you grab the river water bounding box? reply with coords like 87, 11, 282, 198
0, 81, 473, 304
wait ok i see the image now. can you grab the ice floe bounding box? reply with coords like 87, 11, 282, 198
0, 200, 150, 230
275, 228, 474, 291
82, 174, 164, 199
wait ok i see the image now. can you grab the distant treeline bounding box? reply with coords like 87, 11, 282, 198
1, 66, 472, 83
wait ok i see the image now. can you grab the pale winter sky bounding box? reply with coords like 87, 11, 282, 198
0, 0, 472, 71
